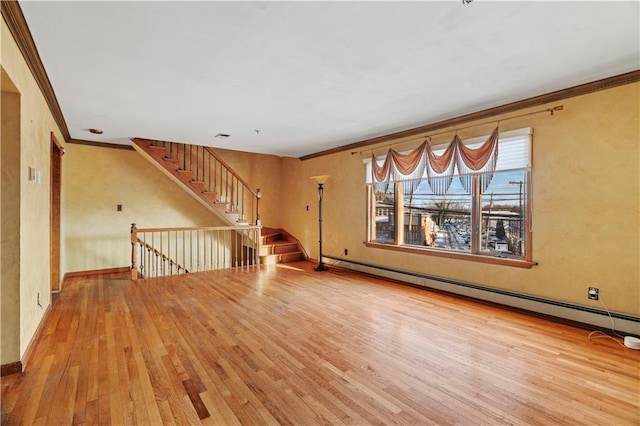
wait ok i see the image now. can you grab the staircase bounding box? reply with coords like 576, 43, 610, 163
132, 138, 307, 266
133, 138, 257, 225
260, 228, 307, 265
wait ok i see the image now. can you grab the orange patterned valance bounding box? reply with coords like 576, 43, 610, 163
371, 127, 499, 195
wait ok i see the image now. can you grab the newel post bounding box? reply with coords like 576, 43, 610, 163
130, 223, 138, 280
255, 188, 262, 226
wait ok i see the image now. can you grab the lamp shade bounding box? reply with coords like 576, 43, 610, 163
310, 175, 330, 185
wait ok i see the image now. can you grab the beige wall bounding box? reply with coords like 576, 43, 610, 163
281, 83, 640, 317
63, 144, 225, 272
1, 17, 66, 361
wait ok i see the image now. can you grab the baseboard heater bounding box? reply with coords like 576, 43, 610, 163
324, 255, 640, 336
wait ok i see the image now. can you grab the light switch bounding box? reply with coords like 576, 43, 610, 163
28, 167, 41, 184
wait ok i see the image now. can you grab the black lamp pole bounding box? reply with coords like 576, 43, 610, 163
311, 175, 330, 271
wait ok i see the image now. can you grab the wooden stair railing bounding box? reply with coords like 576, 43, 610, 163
131, 224, 261, 280
132, 138, 261, 226
135, 238, 189, 278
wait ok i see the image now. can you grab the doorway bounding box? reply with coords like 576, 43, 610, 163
50, 133, 62, 292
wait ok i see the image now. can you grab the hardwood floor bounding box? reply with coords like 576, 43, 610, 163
2, 261, 639, 425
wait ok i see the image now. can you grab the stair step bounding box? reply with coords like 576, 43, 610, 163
257, 228, 307, 265
149, 145, 165, 151
191, 180, 206, 189
163, 157, 180, 163
260, 241, 299, 256
281, 251, 305, 262
177, 169, 193, 174
202, 191, 218, 202
261, 232, 284, 244
260, 254, 280, 266
259, 252, 304, 265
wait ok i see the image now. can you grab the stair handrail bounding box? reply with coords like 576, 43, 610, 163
135, 237, 189, 277
204, 147, 259, 198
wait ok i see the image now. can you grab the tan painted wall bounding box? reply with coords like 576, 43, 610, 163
1, 17, 66, 360
212, 147, 283, 229
1, 72, 21, 365
63, 143, 225, 272
281, 83, 640, 317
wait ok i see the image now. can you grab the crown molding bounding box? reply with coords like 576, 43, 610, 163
68, 139, 135, 151
300, 70, 640, 161
1, 0, 70, 141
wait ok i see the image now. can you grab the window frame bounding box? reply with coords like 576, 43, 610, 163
364, 128, 535, 269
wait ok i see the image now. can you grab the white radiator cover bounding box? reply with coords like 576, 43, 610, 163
326, 256, 640, 336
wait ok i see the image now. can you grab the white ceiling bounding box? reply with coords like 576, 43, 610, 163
19, 1, 640, 158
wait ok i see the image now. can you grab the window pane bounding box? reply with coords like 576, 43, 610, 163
372, 183, 395, 244
405, 178, 472, 252
479, 170, 527, 257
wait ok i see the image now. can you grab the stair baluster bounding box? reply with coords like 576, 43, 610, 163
130, 224, 261, 280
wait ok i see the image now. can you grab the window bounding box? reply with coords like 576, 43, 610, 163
372, 182, 396, 244
366, 128, 532, 267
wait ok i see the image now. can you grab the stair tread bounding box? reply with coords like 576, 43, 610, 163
280, 252, 305, 259
262, 240, 297, 247
265, 252, 302, 257
261, 235, 281, 241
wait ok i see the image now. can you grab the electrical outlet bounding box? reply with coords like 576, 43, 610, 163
588, 287, 599, 300
344, 249, 348, 256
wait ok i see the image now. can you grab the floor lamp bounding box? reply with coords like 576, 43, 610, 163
310, 175, 330, 271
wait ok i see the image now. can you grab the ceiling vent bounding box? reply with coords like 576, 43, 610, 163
215, 133, 230, 139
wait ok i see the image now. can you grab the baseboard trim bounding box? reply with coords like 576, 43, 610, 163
63, 266, 130, 280
324, 256, 640, 336
20, 303, 52, 372
1, 361, 23, 377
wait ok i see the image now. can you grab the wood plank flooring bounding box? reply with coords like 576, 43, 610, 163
2, 261, 639, 425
